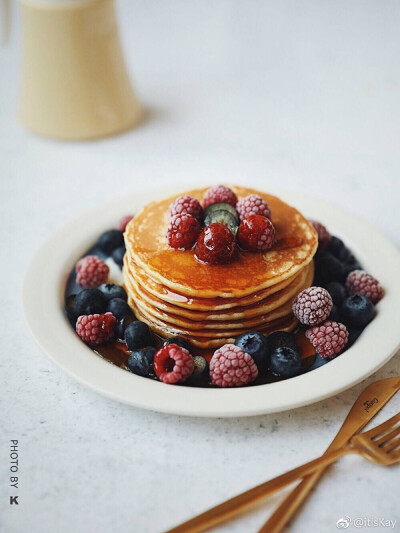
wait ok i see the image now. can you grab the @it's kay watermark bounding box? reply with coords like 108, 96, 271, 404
336, 517, 397, 529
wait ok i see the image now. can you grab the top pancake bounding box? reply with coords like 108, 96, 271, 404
124, 186, 317, 298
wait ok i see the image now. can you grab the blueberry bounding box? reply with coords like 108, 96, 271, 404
116, 314, 135, 340
98, 283, 127, 301
65, 294, 78, 324
325, 281, 347, 306
190, 356, 208, 380
316, 252, 345, 283
127, 347, 156, 377
343, 261, 362, 277
204, 210, 238, 236
74, 288, 107, 315
98, 229, 124, 255
203, 202, 239, 223
327, 236, 345, 257
328, 304, 342, 323
112, 246, 125, 268
266, 331, 297, 352
235, 332, 270, 369
341, 295, 375, 328
269, 347, 301, 378
347, 326, 365, 348
162, 336, 191, 351
337, 246, 353, 263
308, 353, 330, 371
125, 321, 155, 351
106, 298, 132, 321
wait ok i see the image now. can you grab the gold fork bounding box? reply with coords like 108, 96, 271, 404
167, 413, 400, 533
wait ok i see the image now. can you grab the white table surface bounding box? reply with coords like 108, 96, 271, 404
1, 1, 400, 532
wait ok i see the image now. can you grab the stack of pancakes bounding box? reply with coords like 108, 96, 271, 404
123, 186, 318, 349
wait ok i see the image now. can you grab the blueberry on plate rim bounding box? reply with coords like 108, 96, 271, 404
127, 347, 157, 377
74, 288, 107, 316
98, 283, 127, 301
125, 321, 155, 351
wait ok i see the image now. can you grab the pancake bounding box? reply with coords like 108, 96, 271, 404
124, 186, 317, 299
123, 185, 317, 348
129, 296, 298, 348
127, 256, 301, 311
123, 258, 313, 323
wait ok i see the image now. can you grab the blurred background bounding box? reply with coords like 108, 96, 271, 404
1, 0, 400, 245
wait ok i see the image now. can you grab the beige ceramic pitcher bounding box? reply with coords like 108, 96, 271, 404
11, 0, 143, 139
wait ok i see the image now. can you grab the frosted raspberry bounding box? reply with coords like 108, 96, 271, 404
165, 213, 201, 250
210, 344, 258, 387
309, 220, 331, 250
305, 321, 348, 359
76, 255, 109, 288
236, 194, 271, 220
117, 214, 134, 232
153, 344, 194, 384
292, 286, 333, 326
195, 223, 236, 265
202, 185, 238, 209
169, 195, 203, 221
76, 312, 116, 346
346, 270, 384, 304
237, 214, 275, 252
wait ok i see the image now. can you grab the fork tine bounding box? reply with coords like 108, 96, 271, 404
367, 413, 400, 440
375, 424, 400, 447
385, 436, 400, 454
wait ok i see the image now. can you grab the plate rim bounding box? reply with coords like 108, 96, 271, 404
22, 185, 400, 417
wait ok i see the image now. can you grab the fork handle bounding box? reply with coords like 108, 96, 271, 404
257, 469, 326, 533
166, 447, 352, 533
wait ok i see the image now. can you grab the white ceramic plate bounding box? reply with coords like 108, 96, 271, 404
23, 187, 400, 417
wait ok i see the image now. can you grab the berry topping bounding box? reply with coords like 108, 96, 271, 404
166, 213, 201, 250
76, 255, 109, 288
112, 246, 126, 268
204, 202, 239, 222
124, 321, 155, 351
117, 215, 134, 232
153, 344, 194, 384
116, 314, 135, 340
269, 347, 301, 378
169, 195, 203, 221
328, 304, 342, 323
99, 283, 127, 301
127, 347, 156, 377
292, 286, 333, 326
327, 236, 346, 257
162, 336, 191, 351
237, 215, 276, 252
314, 252, 345, 283
65, 294, 78, 323
76, 312, 116, 346
106, 298, 132, 321
341, 294, 375, 328
325, 281, 347, 306
74, 288, 107, 316
234, 332, 270, 370
305, 321, 348, 359
210, 344, 258, 387
309, 220, 331, 250
191, 355, 208, 380
346, 270, 384, 304
195, 223, 237, 265
202, 185, 238, 209
98, 229, 124, 255
267, 331, 297, 352
204, 209, 238, 236
236, 194, 271, 220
